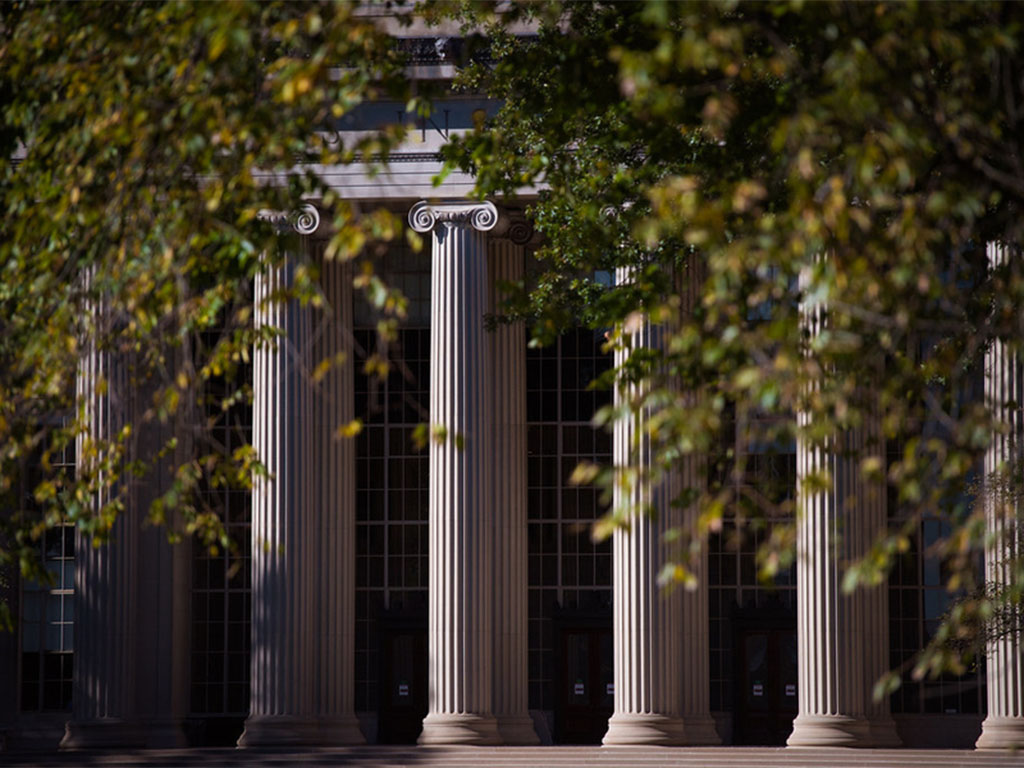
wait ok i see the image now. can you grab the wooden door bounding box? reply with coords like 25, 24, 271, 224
734, 627, 798, 745
555, 626, 613, 744
377, 623, 428, 743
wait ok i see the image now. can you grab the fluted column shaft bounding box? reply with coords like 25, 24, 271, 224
603, 264, 718, 745
63, 307, 142, 748
239, 252, 319, 746
488, 233, 539, 745
411, 200, 501, 745
977, 242, 1024, 750
788, 279, 897, 747
605, 318, 685, 745
313, 243, 364, 744
63, 281, 196, 749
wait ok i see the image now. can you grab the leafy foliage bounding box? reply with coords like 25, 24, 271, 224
441, 0, 1024, 682
0, 0, 412, 629
3, 0, 1023, 690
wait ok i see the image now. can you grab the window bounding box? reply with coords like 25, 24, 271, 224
20, 442, 76, 712
190, 328, 253, 718
527, 329, 613, 710
707, 403, 797, 711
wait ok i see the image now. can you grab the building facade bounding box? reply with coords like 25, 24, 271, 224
0, 45, 1022, 749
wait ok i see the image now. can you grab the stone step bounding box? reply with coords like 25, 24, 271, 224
2, 747, 1022, 768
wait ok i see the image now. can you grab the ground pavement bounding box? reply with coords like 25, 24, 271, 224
1, 747, 1022, 768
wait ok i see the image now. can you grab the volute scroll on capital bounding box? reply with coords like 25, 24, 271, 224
502, 218, 534, 246
290, 203, 321, 236
258, 203, 323, 237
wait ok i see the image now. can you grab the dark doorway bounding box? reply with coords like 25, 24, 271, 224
377, 613, 427, 744
734, 624, 798, 745
554, 619, 613, 744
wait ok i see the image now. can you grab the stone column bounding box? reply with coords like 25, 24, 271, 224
239, 242, 318, 746
313, 241, 364, 744
604, 314, 685, 745
788, 277, 898, 747
603, 265, 718, 745
63, 279, 197, 749
410, 200, 501, 745
977, 242, 1024, 750
488, 224, 539, 744
63, 297, 142, 749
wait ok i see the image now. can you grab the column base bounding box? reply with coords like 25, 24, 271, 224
976, 716, 1024, 749
317, 715, 366, 745
602, 713, 686, 746
495, 713, 540, 745
60, 719, 145, 750
418, 712, 502, 745
786, 713, 870, 747
867, 715, 901, 748
237, 715, 321, 748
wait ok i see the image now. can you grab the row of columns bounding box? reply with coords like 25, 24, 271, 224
241, 200, 541, 746
65, 206, 1024, 749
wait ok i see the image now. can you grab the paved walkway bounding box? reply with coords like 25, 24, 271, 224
1, 747, 1022, 768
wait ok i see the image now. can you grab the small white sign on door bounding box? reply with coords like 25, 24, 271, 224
752, 683, 764, 697
785, 684, 796, 697
574, 682, 585, 696
398, 683, 409, 697
606, 683, 615, 695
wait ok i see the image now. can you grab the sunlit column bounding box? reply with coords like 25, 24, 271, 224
239, 235, 318, 746
604, 314, 685, 746
411, 200, 501, 745
788, 270, 897, 747
488, 223, 539, 744
604, 263, 718, 745
976, 242, 1024, 750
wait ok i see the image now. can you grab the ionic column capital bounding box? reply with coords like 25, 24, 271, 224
408, 200, 499, 233
259, 204, 323, 236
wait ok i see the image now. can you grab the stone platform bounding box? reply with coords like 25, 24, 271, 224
2, 747, 1022, 768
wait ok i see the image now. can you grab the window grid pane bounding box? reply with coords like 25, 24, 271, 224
190, 343, 252, 717
887, 438, 985, 715
707, 405, 797, 712
527, 329, 613, 710
355, 324, 430, 712
21, 442, 75, 713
